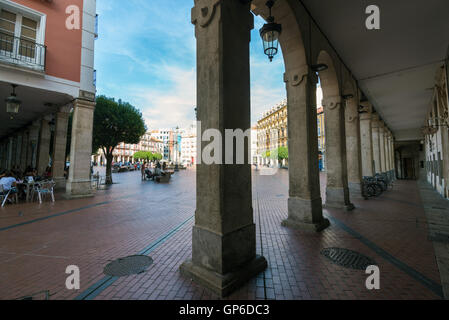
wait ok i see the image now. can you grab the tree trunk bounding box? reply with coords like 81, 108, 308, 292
106, 153, 113, 185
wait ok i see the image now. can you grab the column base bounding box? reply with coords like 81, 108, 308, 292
180, 255, 267, 298
64, 179, 93, 199
348, 182, 364, 200
285, 197, 330, 232
325, 187, 355, 211
53, 177, 67, 190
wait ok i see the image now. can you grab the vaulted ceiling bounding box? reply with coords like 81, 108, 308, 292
301, 0, 449, 141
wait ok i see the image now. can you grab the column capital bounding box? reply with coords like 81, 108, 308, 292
74, 99, 96, 110
43, 114, 53, 122
192, 0, 253, 31
59, 104, 72, 114
192, 0, 221, 28
322, 95, 342, 111
359, 101, 372, 114
283, 65, 310, 87
359, 112, 372, 121
29, 120, 41, 130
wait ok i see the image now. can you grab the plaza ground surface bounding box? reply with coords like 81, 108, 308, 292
0, 168, 446, 300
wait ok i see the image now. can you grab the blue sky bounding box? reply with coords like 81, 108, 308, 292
95, 0, 286, 129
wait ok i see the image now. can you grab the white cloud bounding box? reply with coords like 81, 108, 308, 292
130, 65, 197, 130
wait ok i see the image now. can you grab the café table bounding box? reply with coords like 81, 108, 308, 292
16, 181, 36, 203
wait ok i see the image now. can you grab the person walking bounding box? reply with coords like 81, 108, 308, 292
141, 162, 146, 181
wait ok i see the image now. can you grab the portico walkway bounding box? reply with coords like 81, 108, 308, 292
0, 169, 444, 300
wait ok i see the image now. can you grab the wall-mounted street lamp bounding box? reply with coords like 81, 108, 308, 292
5, 84, 21, 120
260, 0, 282, 62
311, 64, 328, 73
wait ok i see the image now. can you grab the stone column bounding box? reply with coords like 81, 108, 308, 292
14, 134, 22, 170
180, 0, 266, 298
345, 96, 363, 198
52, 106, 71, 189
20, 131, 29, 172
28, 121, 41, 170
11, 135, 17, 170
0, 141, 5, 170
390, 133, 396, 178
65, 99, 95, 198
323, 96, 354, 210
385, 129, 393, 177
359, 103, 374, 177
6, 137, 13, 170
36, 117, 52, 176
282, 66, 330, 230
378, 122, 386, 174
371, 114, 381, 174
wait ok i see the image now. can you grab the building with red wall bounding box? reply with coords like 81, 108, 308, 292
0, 0, 97, 198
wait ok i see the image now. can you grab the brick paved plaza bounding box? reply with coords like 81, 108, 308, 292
0, 168, 445, 300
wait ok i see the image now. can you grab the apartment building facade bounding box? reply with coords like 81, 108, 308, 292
256, 86, 325, 168
180, 124, 197, 166
0, 0, 97, 196
110, 133, 164, 163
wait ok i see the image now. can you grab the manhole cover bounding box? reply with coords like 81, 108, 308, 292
104, 255, 153, 277
321, 248, 376, 270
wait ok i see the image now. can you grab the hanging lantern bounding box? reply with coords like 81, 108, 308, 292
260, 0, 282, 62
5, 84, 21, 120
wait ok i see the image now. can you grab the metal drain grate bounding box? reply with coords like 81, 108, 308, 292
104, 255, 153, 277
321, 248, 376, 270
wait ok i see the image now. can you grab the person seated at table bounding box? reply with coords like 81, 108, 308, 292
24, 167, 35, 182
43, 166, 52, 180
154, 161, 162, 176
0, 171, 18, 203
145, 166, 155, 181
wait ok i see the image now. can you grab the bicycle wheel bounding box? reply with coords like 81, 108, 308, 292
365, 185, 375, 198
373, 184, 383, 197
378, 180, 387, 191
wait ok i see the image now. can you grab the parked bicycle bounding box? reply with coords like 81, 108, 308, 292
375, 173, 394, 191
362, 176, 383, 198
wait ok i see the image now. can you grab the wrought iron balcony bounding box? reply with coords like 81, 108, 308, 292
0, 31, 46, 72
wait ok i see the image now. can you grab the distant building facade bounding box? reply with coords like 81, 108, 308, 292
93, 133, 164, 164
317, 106, 326, 171
180, 124, 197, 166
255, 86, 325, 168
256, 99, 288, 166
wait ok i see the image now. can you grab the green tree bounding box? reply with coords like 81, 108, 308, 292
92, 96, 146, 184
262, 150, 270, 159
135, 151, 154, 162
277, 146, 288, 161
152, 153, 163, 161
133, 151, 144, 161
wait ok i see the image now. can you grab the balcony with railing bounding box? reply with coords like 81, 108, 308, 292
0, 31, 46, 72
